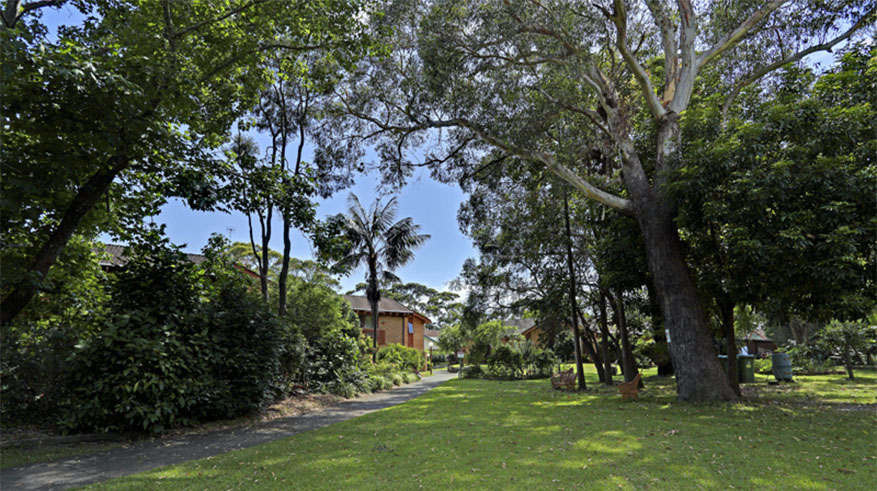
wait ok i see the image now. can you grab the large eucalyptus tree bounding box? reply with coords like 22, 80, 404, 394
331, 0, 875, 400
335, 194, 429, 361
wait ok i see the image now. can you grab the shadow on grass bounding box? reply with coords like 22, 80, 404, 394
89, 372, 877, 490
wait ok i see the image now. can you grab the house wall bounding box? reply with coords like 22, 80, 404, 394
524, 327, 543, 347
411, 317, 425, 352
357, 312, 425, 352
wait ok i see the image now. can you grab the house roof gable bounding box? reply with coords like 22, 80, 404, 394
343, 295, 431, 324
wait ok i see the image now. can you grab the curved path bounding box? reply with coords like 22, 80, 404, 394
2, 371, 458, 490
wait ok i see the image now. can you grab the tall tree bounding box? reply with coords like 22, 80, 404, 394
331, 0, 874, 400
334, 194, 429, 361
0, 0, 373, 326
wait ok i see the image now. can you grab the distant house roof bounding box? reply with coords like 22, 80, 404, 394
343, 295, 431, 324
503, 318, 537, 336
95, 243, 258, 279
745, 329, 772, 342
424, 329, 441, 341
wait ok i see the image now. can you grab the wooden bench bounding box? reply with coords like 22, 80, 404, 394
619, 372, 642, 401
551, 368, 576, 390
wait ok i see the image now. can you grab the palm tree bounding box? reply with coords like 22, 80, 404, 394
336, 194, 430, 361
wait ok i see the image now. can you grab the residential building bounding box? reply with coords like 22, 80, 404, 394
344, 295, 431, 352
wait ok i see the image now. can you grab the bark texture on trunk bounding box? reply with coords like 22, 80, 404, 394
577, 307, 606, 383
1, 156, 128, 327
598, 293, 614, 385
564, 194, 586, 390
719, 300, 741, 396
610, 289, 637, 383
278, 216, 292, 315
632, 199, 737, 401
843, 336, 855, 380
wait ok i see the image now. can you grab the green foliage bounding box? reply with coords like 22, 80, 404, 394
437, 324, 465, 356
377, 344, 425, 373
754, 358, 772, 374
1, 236, 108, 425
62, 236, 213, 433
528, 348, 558, 378
462, 364, 483, 379
197, 236, 284, 419
487, 344, 524, 378
468, 320, 517, 364
60, 234, 287, 433
303, 329, 364, 396
674, 45, 877, 323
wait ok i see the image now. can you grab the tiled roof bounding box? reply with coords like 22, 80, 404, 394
424, 329, 441, 338
96, 244, 207, 267
503, 318, 537, 335
343, 295, 431, 323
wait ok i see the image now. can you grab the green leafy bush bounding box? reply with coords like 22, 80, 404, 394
61, 235, 286, 433
62, 239, 212, 433
198, 241, 284, 419
487, 345, 524, 378
462, 364, 483, 378
528, 349, 557, 378
754, 358, 772, 374
377, 344, 424, 373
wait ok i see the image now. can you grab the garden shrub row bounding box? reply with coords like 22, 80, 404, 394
1, 236, 423, 434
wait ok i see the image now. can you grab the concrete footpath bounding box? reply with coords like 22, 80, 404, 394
2, 371, 458, 490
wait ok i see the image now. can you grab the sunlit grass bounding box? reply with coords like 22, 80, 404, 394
90, 367, 876, 490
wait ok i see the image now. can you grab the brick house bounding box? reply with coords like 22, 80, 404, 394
344, 295, 430, 352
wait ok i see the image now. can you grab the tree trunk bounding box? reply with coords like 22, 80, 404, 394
278, 216, 292, 315
843, 335, 855, 380
564, 194, 586, 390
647, 280, 674, 376
577, 306, 606, 383
367, 260, 380, 363
632, 200, 737, 401
719, 299, 741, 396
598, 292, 614, 385
1, 156, 128, 327
622, 155, 736, 400
610, 289, 637, 384
260, 207, 272, 302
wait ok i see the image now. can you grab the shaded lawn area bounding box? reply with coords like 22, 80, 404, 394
90, 368, 875, 490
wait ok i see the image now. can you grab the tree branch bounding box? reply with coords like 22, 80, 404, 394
604, 0, 665, 120
644, 0, 678, 105
172, 0, 268, 40
696, 0, 787, 70
2, 0, 63, 28
720, 6, 877, 122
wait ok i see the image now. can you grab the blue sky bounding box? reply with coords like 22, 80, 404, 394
154, 165, 475, 295
37, 6, 475, 294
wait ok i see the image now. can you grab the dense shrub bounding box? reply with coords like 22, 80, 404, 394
61, 236, 286, 433
62, 239, 213, 433
462, 364, 483, 378
377, 344, 424, 373
487, 345, 524, 378
304, 329, 365, 395
198, 246, 284, 419
529, 349, 557, 378
1, 236, 108, 426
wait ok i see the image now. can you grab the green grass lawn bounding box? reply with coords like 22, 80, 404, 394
88, 367, 876, 490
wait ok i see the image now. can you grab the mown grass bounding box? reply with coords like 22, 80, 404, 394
89, 367, 876, 490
